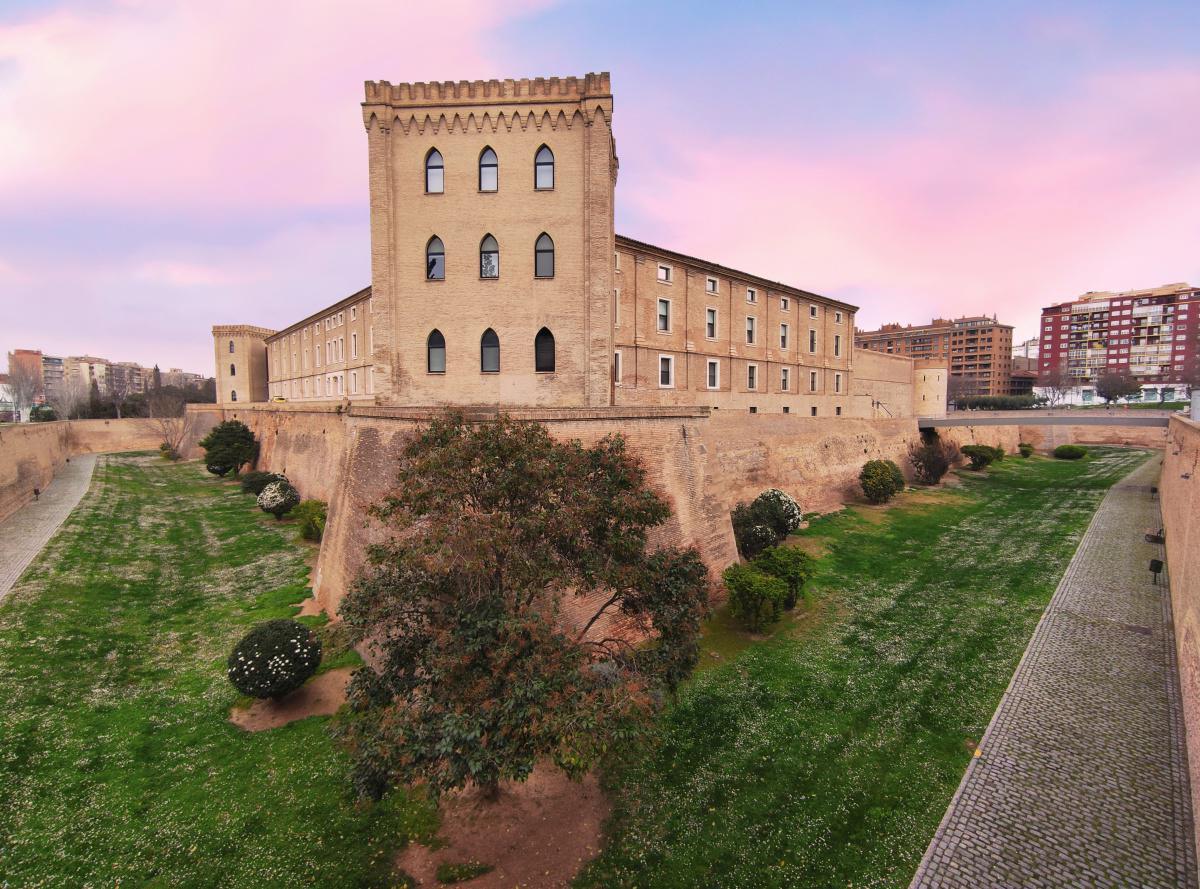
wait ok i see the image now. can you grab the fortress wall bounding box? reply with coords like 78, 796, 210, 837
850, 350, 918, 418
1161, 416, 1200, 854
938, 424, 1023, 453
1017, 422, 1169, 451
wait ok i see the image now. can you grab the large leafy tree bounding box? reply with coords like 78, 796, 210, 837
198, 419, 258, 476
337, 413, 709, 801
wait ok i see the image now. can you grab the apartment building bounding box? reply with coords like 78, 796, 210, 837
1039, 283, 1199, 403
855, 316, 1014, 397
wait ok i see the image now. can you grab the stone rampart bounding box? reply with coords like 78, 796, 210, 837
1161, 415, 1200, 856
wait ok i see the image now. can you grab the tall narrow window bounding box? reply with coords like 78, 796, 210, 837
535, 327, 555, 372
834, 334, 842, 357
480, 234, 499, 278
427, 329, 446, 373
658, 299, 671, 332
229, 363, 236, 376
835, 372, 843, 393
706, 308, 717, 338
425, 148, 444, 193
809, 329, 817, 353
707, 359, 719, 389
747, 364, 757, 390
746, 316, 756, 344
351, 333, 358, 358
780, 323, 789, 349
535, 233, 554, 278
231, 390, 238, 402
535, 145, 554, 189
613, 350, 622, 384
228, 340, 234, 354
781, 368, 790, 390
659, 356, 674, 387
426, 236, 445, 280
480, 328, 500, 372
479, 147, 498, 192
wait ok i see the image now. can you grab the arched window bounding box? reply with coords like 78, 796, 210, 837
479, 146, 498, 192
229, 363, 236, 376
480, 234, 499, 279
535, 145, 554, 190
427, 329, 446, 373
230, 390, 238, 402
535, 233, 554, 278
535, 327, 555, 373
425, 148, 444, 193
426, 236, 445, 280
481, 328, 500, 373
228, 340, 235, 354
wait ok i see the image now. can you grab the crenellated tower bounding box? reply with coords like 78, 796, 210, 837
361, 73, 618, 407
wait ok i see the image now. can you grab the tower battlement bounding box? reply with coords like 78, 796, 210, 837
363, 73, 611, 108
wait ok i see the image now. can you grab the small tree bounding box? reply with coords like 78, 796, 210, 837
336, 414, 709, 802
1095, 371, 1141, 404
198, 420, 258, 476
148, 389, 193, 460
5, 357, 41, 422
752, 546, 814, 610
257, 480, 300, 519
907, 435, 959, 485
730, 489, 803, 558
860, 460, 902, 504
1039, 365, 1073, 407
723, 563, 788, 632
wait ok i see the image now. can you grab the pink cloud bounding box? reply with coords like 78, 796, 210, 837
0, 0, 553, 211
617, 63, 1200, 339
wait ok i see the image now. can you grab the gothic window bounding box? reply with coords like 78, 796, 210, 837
480, 328, 500, 373
534, 327, 555, 372
535, 233, 554, 278
425, 148, 444, 193
229, 363, 236, 376
479, 147, 498, 192
426, 236, 445, 280
535, 145, 554, 190
427, 329, 446, 373
230, 390, 238, 402
480, 234, 499, 279
228, 340, 234, 353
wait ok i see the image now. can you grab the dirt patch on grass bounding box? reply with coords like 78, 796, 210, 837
396, 763, 608, 888
294, 596, 323, 617
229, 667, 352, 731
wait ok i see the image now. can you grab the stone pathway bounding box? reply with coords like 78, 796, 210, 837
0, 454, 98, 601
912, 456, 1196, 888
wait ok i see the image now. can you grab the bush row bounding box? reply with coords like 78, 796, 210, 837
723, 546, 815, 632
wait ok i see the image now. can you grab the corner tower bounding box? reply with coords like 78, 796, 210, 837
212, 325, 274, 405
362, 73, 618, 407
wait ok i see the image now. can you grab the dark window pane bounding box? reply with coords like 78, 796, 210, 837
428, 330, 446, 373
535, 328, 555, 372
481, 329, 500, 372
535, 234, 554, 278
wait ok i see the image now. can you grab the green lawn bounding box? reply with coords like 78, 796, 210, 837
0, 455, 434, 888
578, 447, 1151, 888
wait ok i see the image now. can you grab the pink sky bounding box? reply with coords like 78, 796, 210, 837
2, 0, 1198, 373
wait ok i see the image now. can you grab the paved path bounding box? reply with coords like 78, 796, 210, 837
912, 456, 1197, 888
0, 454, 98, 600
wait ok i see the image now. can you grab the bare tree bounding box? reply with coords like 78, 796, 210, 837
148, 389, 193, 459
48, 377, 89, 421
1038, 365, 1072, 408
946, 374, 974, 409
5, 359, 41, 422
109, 371, 131, 420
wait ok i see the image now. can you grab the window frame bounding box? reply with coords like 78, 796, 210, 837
657, 264, 673, 284
706, 359, 719, 390
424, 148, 444, 194
426, 235, 445, 281
746, 287, 757, 304
747, 363, 758, 391
534, 233, 555, 279
657, 298, 671, 333
534, 145, 555, 190
780, 367, 790, 391
480, 233, 500, 279
705, 307, 718, 339
427, 329, 446, 374
706, 276, 718, 294
658, 354, 675, 388
480, 328, 500, 373
746, 315, 756, 345
535, 327, 556, 373
479, 146, 498, 192
780, 323, 789, 350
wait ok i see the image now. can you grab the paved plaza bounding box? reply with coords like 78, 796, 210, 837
912, 456, 1196, 888
0, 454, 97, 600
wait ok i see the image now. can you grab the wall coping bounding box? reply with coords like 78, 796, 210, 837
189, 403, 712, 422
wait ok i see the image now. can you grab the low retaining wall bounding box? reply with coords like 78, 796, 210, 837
1162, 416, 1200, 856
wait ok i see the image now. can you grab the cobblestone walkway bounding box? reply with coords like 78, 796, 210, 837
0, 454, 97, 601
911, 456, 1196, 888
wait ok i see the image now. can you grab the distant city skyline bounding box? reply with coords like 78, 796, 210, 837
2, 0, 1198, 371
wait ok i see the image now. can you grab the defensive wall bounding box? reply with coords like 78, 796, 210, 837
1161, 416, 1200, 855
0, 418, 217, 524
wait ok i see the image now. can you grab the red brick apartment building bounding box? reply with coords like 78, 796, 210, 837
855, 316, 1014, 397
1039, 283, 1199, 404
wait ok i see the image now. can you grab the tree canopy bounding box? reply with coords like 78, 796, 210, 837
336, 413, 710, 801
1095, 371, 1141, 403
198, 420, 258, 476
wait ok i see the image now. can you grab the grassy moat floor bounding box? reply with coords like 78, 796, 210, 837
576, 446, 1151, 888
0, 455, 435, 888
0, 448, 1149, 887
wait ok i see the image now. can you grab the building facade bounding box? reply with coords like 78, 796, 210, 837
215, 73, 942, 419
855, 316, 1014, 397
1038, 283, 1199, 404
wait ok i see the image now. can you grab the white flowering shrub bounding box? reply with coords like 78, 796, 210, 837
227, 619, 322, 700
753, 489, 803, 536
257, 480, 300, 520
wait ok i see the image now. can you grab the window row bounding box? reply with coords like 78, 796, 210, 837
425, 145, 554, 193
426, 327, 556, 374
650, 266, 845, 321
655, 300, 843, 355
426, 233, 554, 280
646, 355, 842, 394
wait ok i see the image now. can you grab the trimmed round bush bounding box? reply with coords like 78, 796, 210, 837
885, 460, 905, 492
752, 489, 804, 538
860, 460, 901, 504
1018, 442, 1034, 458
257, 480, 300, 519
961, 444, 997, 471
241, 471, 287, 496
227, 619, 322, 699
723, 563, 788, 632
1054, 444, 1088, 460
